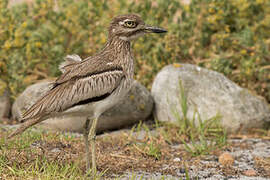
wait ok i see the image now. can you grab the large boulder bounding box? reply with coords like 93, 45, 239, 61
151, 64, 270, 133
12, 80, 153, 133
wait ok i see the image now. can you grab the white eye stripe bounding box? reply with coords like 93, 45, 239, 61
119, 21, 124, 25
124, 19, 133, 22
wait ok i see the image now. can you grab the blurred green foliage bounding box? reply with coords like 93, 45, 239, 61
0, 0, 269, 102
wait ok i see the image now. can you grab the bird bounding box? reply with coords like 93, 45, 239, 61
8, 14, 167, 173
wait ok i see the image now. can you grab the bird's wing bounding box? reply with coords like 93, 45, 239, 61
55, 56, 122, 85
22, 59, 124, 120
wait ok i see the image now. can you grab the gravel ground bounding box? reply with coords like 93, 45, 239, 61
108, 135, 270, 179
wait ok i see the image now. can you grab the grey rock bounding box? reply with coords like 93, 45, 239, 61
12, 81, 52, 121
151, 64, 270, 133
12, 80, 153, 133
0, 89, 11, 121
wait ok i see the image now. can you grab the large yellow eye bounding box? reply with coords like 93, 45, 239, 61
124, 20, 137, 28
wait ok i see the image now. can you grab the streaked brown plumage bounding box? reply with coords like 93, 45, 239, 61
8, 14, 167, 174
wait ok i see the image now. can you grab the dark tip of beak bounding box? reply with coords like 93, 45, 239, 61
145, 26, 167, 33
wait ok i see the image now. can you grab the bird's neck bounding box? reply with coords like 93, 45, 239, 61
104, 36, 131, 53
103, 37, 134, 78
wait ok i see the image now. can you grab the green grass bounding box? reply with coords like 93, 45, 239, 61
1, 159, 84, 179
128, 121, 162, 160
0, 129, 105, 179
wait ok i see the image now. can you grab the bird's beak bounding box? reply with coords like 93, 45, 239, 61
144, 25, 167, 33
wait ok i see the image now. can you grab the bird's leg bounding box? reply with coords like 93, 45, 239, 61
89, 117, 98, 174
83, 117, 91, 172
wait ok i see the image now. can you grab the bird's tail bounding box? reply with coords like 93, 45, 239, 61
7, 117, 42, 139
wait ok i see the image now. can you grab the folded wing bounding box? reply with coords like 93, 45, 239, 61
22, 68, 124, 120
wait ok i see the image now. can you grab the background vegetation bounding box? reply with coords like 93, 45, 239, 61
0, 0, 269, 102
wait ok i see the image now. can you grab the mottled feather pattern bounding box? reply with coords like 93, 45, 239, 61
22, 70, 124, 120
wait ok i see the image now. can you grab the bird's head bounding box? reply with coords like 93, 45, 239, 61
108, 14, 167, 41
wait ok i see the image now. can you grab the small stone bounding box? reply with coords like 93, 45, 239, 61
173, 157, 181, 162
243, 169, 257, 176
218, 152, 234, 166
179, 168, 186, 173
51, 148, 61, 153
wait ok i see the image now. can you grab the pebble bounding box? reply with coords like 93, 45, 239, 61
173, 157, 181, 162
51, 148, 61, 153
219, 152, 234, 166
243, 169, 257, 177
